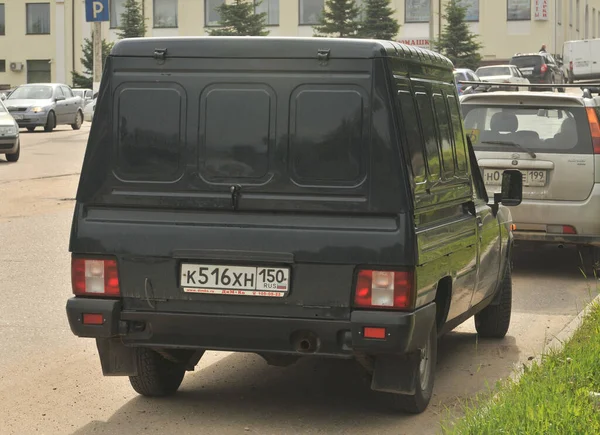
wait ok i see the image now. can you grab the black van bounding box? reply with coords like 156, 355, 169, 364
66, 37, 522, 414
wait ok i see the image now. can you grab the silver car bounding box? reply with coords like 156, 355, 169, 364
0, 98, 20, 162
461, 89, 600, 273
5, 83, 84, 132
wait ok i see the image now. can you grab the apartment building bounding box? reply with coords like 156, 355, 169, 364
2, 1, 600, 89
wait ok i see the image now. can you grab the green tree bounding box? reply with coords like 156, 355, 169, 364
435, 0, 482, 70
71, 37, 114, 88
358, 0, 400, 40
207, 0, 269, 36
117, 0, 147, 39
313, 0, 361, 38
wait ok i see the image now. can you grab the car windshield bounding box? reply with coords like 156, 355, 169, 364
476, 67, 511, 77
511, 56, 543, 68
462, 105, 594, 154
8, 85, 53, 100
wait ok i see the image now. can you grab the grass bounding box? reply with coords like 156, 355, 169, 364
442, 299, 600, 435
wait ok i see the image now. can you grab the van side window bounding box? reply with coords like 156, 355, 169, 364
291, 87, 363, 184
414, 92, 441, 181
433, 94, 455, 177
446, 95, 468, 174
397, 91, 426, 184
116, 88, 182, 181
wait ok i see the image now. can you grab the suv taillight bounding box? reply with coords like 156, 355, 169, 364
541, 64, 548, 74
569, 61, 573, 71
586, 107, 600, 154
353, 270, 414, 310
72, 258, 120, 296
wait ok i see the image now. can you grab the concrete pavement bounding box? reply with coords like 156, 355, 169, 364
0, 125, 597, 434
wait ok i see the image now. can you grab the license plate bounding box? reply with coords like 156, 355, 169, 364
484, 169, 547, 187
12, 114, 23, 120
522, 71, 532, 76
180, 263, 290, 297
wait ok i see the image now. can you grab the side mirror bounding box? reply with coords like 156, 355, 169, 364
494, 170, 523, 208
55, 96, 65, 102
0, 94, 5, 101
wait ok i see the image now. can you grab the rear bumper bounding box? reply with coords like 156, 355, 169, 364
509, 185, 600, 239
66, 297, 437, 358
513, 231, 600, 246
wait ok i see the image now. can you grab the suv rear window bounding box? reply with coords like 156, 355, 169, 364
511, 56, 543, 68
462, 105, 594, 154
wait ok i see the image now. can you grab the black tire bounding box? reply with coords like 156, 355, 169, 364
591, 247, 600, 278
44, 111, 56, 132
5, 139, 20, 162
71, 110, 83, 130
26, 127, 36, 132
129, 348, 186, 397
475, 263, 512, 338
386, 320, 437, 414
558, 86, 566, 93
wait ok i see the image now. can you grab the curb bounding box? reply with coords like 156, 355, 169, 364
509, 288, 600, 383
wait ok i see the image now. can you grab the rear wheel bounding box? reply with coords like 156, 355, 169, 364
129, 348, 186, 397
385, 320, 437, 414
44, 111, 55, 132
5, 139, 20, 162
475, 263, 512, 338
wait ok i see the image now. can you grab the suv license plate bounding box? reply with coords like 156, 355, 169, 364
484, 169, 547, 187
180, 263, 290, 297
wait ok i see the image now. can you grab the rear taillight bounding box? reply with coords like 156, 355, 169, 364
354, 270, 413, 310
569, 61, 573, 71
541, 64, 548, 74
72, 258, 120, 296
547, 225, 577, 234
586, 107, 600, 154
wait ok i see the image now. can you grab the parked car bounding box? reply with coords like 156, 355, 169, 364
5, 83, 85, 132
72, 88, 94, 106
509, 52, 566, 92
0, 98, 20, 162
461, 88, 600, 273
65, 37, 522, 414
453, 68, 487, 95
83, 96, 96, 122
475, 65, 530, 91
563, 39, 600, 83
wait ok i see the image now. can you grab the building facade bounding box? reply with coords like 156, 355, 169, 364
2, 0, 600, 89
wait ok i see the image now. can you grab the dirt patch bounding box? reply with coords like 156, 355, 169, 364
0, 174, 80, 221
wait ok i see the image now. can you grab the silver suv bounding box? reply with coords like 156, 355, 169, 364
460, 88, 600, 273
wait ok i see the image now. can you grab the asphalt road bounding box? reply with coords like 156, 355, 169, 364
0, 125, 597, 435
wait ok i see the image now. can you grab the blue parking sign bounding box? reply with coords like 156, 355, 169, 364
86, 0, 109, 22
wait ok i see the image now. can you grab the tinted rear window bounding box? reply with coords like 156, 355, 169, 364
290, 87, 364, 185
462, 105, 593, 154
511, 56, 543, 68
115, 87, 183, 181
202, 87, 272, 181
476, 67, 511, 77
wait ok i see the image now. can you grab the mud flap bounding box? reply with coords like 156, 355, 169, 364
96, 338, 138, 376
370, 353, 419, 395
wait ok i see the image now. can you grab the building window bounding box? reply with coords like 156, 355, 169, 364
110, 0, 126, 28
464, 0, 479, 22
558, 0, 562, 24
507, 0, 531, 21
0, 4, 5, 35
26, 60, 51, 83
26, 3, 50, 34
405, 0, 430, 23
154, 0, 178, 28
0, 60, 5, 73
205, 0, 224, 26
255, 0, 279, 26
299, 0, 324, 25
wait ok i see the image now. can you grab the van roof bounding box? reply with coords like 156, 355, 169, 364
110, 36, 454, 68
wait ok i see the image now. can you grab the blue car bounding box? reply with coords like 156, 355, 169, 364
453, 68, 483, 95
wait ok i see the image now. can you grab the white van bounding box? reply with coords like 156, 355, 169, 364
563, 39, 600, 82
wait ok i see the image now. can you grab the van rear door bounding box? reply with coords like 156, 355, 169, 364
73, 39, 413, 321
